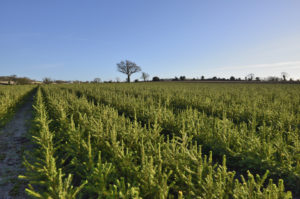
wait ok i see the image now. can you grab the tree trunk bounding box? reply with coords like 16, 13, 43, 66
127, 74, 130, 83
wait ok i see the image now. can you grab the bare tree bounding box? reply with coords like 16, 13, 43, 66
281, 72, 289, 81
93, 78, 101, 83
43, 77, 52, 84
117, 60, 141, 83
247, 73, 255, 81
141, 72, 149, 82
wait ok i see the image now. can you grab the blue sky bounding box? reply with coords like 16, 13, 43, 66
1, 0, 300, 81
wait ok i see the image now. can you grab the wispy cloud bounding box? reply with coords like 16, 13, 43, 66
219, 61, 300, 70
211, 61, 300, 79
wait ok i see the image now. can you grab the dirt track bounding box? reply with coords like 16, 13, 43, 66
0, 95, 33, 199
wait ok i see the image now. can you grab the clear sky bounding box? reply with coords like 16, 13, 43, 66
1, 0, 300, 81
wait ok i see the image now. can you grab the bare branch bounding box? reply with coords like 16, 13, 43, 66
141, 72, 149, 81
117, 60, 141, 82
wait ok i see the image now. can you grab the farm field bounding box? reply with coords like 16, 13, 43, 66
1, 83, 300, 198
2, 0, 300, 198
0, 85, 36, 127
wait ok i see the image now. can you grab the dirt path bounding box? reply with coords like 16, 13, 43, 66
0, 94, 34, 199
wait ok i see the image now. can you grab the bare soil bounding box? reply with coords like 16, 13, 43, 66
0, 95, 33, 199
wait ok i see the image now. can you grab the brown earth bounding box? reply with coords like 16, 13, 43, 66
0, 95, 33, 199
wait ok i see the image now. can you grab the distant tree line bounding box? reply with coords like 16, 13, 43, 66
150, 72, 299, 83
0, 75, 39, 85
2, 62, 298, 85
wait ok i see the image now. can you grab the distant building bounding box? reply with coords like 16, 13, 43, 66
0, 81, 16, 85
32, 81, 42, 84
